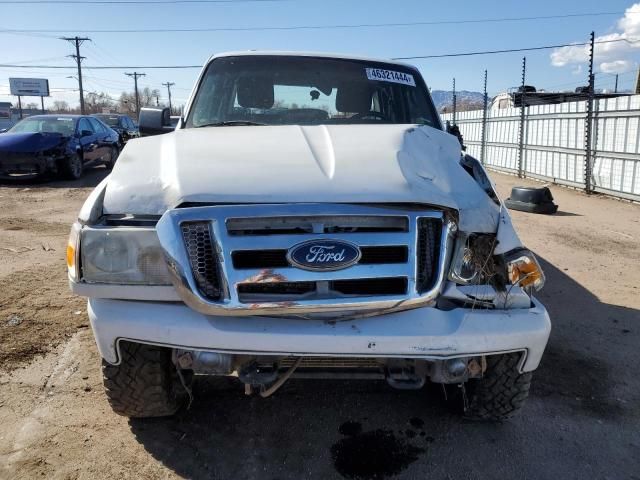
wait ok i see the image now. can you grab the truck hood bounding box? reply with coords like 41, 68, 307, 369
0, 132, 66, 153
104, 124, 500, 232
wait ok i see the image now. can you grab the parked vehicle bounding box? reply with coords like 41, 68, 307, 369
68, 52, 550, 421
92, 113, 139, 146
0, 115, 120, 180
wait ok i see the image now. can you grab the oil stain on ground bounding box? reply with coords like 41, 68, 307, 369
332, 421, 425, 479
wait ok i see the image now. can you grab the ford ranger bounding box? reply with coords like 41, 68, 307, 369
68, 52, 550, 421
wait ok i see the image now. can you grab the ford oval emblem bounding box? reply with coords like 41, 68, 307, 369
287, 239, 361, 271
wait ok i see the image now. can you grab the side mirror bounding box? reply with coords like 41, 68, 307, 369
0, 128, 7, 134
81, 129, 93, 137
139, 107, 174, 136
445, 121, 466, 151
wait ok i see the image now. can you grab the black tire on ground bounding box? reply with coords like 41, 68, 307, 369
102, 341, 189, 418
104, 146, 119, 169
59, 152, 83, 180
463, 352, 533, 421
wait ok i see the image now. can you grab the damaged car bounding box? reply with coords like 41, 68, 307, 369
0, 115, 120, 180
68, 52, 551, 421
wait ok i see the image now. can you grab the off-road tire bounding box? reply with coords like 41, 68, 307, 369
102, 341, 189, 418
464, 352, 532, 421
59, 153, 83, 180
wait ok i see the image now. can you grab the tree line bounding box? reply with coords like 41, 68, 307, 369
42, 87, 183, 117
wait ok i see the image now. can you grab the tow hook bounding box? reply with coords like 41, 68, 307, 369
385, 368, 426, 390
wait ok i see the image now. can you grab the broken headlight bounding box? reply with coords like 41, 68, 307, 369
503, 249, 545, 292
448, 233, 497, 285
80, 227, 171, 285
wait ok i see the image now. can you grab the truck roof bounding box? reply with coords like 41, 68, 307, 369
207, 51, 417, 70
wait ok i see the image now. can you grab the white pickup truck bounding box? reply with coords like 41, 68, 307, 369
68, 51, 550, 421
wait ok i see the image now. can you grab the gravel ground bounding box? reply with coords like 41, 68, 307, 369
0, 167, 639, 480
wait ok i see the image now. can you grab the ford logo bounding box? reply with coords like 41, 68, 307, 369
287, 239, 361, 271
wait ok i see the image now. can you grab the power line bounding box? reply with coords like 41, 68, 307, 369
0, 37, 637, 71
0, 12, 636, 34
391, 37, 640, 60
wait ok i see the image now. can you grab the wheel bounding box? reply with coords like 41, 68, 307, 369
463, 353, 532, 421
104, 146, 119, 170
59, 152, 83, 180
102, 341, 190, 418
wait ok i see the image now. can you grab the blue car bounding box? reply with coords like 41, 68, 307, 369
0, 115, 120, 180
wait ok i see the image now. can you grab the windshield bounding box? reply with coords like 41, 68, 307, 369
186, 56, 440, 128
95, 115, 119, 126
9, 117, 75, 135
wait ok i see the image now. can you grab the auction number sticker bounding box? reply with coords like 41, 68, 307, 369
366, 68, 416, 86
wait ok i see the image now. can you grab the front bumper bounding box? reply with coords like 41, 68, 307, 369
88, 297, 550, 373
0, 153, 55, 178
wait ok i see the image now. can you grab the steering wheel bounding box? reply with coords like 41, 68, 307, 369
350, 111, 389, 121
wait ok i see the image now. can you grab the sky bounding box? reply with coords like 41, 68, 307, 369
1, 0, 640, 109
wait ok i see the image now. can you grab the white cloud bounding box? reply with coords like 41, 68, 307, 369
600, 59, 634, 73
550, 4, 640, 73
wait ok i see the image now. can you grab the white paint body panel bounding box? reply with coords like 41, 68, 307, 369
104, 124, 500, 232
89, 297, 550, 372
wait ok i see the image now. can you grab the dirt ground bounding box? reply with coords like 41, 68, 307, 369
0, 167, 639, 480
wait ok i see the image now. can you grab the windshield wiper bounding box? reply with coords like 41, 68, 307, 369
195, 120, 266, 127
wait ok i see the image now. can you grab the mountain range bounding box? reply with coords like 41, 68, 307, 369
430, 90, 485, 111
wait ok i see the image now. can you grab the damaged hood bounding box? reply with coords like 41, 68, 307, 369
103, 124, 500, 232
0, 132, 66, 154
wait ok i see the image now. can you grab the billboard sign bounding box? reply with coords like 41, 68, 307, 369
9, 78, 50, 97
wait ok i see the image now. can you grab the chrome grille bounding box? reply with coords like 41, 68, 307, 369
180, 222, 221, 300
157, 204, 452, 317
231, 246, 408, 269
416, 218, 441, 292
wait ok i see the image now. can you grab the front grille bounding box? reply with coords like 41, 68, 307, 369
232, 246, 408, 269
416, 218, 441, 292
181, 222, 222, 300
227, 215, 408, 236
237, 277, 407, 301
238, 282, 316, 296
163, 204, 449, 315
331, 278, 407, 295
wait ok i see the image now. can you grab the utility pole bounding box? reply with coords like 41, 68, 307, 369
614, 74, 619, 93
61, 36, 90, 114
162, 82, 175, 113
125, 72, 145, 118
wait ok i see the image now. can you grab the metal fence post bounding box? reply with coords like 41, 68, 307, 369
584, 31, 595, 194
517, 57, 527, 178
480, 69, 488, 164
452, 77, 457, 125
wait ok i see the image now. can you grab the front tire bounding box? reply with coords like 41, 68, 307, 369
463, 353, 532, 421
104, 146, 119, 170
59, 152, 83, 180
102, 341, 189, 418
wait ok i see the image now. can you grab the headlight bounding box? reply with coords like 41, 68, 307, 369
80, 227, 171, 285
449, 233, 496, 284
67, 222, 81, 281
504, 249, 545, 292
